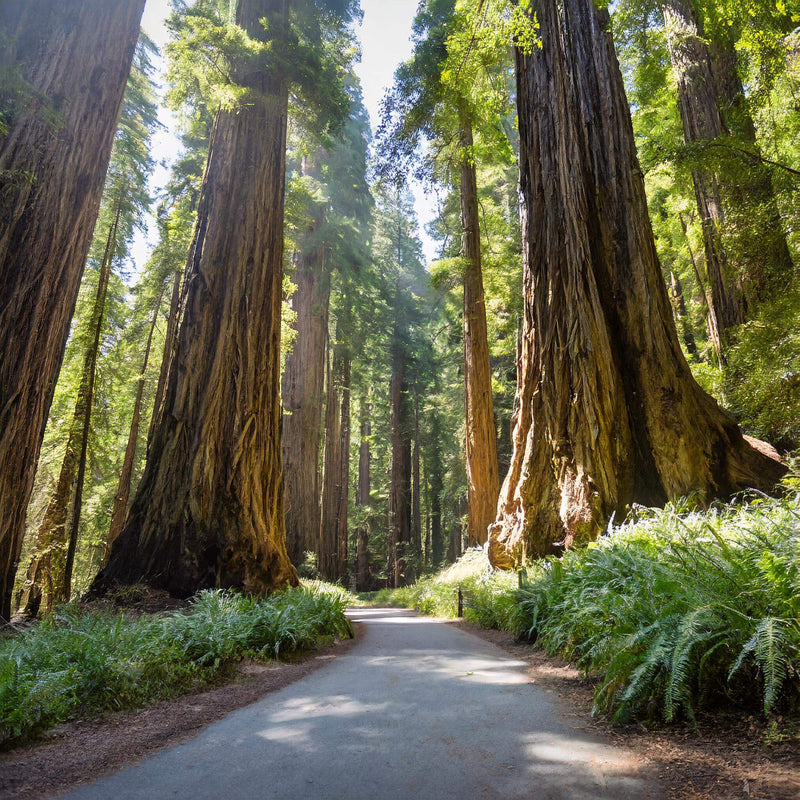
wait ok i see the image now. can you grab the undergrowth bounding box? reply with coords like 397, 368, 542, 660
371, 495, 800, 726
0, 582, 354, 748
515, 495, 800, 724
364, 548, 518, 630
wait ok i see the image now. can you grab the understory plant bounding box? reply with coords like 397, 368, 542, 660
0, 582, 353, 747
514, 495, 800, 723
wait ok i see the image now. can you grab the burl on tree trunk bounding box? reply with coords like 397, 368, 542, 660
0, 0, 145, 621
94, 0, 297, 598
487, 0, 785, 569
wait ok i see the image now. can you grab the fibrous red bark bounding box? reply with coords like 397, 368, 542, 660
0, 0, 145, 621
282, 197, 330, 567
488, 0, 785, 569
94, 0, 297, 598
459, 116, 500, 546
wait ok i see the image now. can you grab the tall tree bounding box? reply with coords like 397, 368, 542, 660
379, 0, 515, 546
282, 158, 330, 566
0, 0, 146, 621
488, 0, 785, 568
96, 0, 308, 597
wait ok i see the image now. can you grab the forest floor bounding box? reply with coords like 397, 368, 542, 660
1, 614, 798, 799
459, 622, 800, 800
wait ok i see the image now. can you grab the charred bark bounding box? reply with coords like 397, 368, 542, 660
459, 116, 500, 546
488, 0, 785, 569
0, 0, 145, 621
94, 0, 297, 598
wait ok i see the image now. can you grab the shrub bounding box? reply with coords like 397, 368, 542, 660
0, 582, 352, 747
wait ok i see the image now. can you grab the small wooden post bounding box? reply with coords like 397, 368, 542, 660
457, 586, 464, 618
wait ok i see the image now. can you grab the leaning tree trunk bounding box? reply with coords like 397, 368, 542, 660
459, 115, 500, 547
0, 0, 145, 622
487, 0, 785, 569
19, 201, 119, 616
94, 0, 297, 598
282, 198, 330, 566
388, 332, 412, 588
661, 0, 743, 345
106, 285, 166, 562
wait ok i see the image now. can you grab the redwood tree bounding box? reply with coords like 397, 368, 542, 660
95, 0, 298, 597
282, 191, 330, 566
0, 0, 145, 621
488, 0, 785, 568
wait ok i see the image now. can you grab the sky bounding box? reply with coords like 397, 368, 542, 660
134, 0, 440, 269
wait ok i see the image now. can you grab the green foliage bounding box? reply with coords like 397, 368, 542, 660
514, 495, 800, 723
0, 584, 353, 747
365, 548, 518, 631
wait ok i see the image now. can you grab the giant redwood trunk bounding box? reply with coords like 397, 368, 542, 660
0, 0, 145, 621
459, 116, 500, 546
19, 201, 119, 616
487, 0, 785, 569
94, 0, 297, 598
661, 0, 742, 346
282, 199, 330, 566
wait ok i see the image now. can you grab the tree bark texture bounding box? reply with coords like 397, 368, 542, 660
0, 0, 145, 621
356, 397, 371, 591
709, 38, 795, 302
661, 0, 743, 340
95, 0, 297, 598
411, 390, 422, 555
460, 117, 500, 547
281, 203, 329, 566
488, 0, 785, 569
319, 336, 351, 581
389, 335, 412, 588
147, 266, 183, 454
106, 285, 165, 563
19, 201, 119, 615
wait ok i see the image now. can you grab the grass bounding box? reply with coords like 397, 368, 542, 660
0, 581, 355, 748
370, 494, 800, 726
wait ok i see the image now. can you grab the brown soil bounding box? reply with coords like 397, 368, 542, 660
0, 627, 362, 800
452, 621, 800, 800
